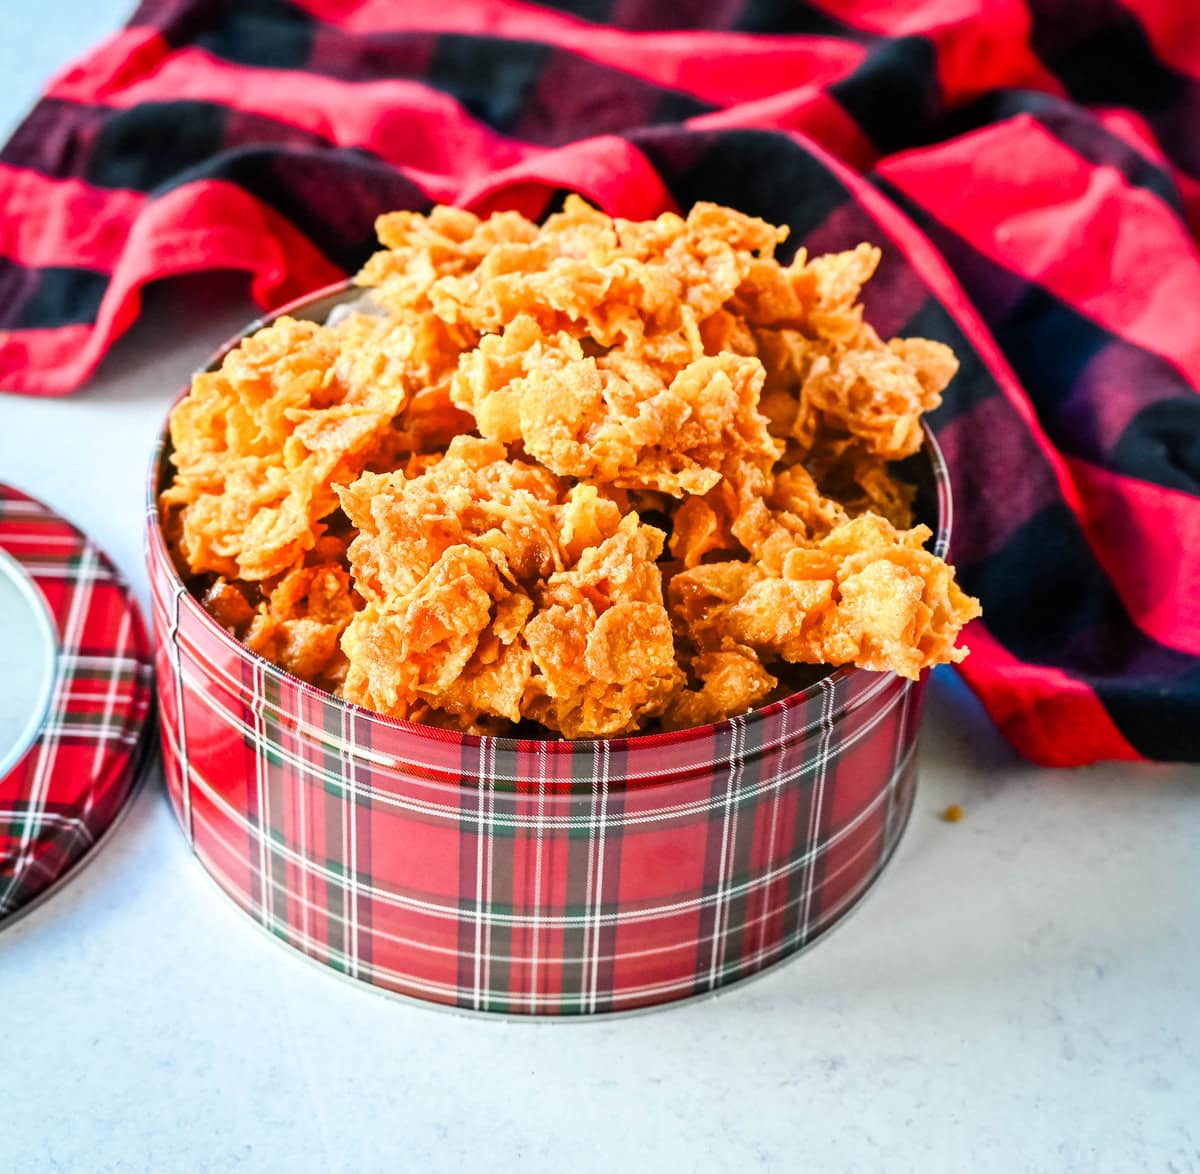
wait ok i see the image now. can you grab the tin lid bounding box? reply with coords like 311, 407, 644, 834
0, 483, 153, 925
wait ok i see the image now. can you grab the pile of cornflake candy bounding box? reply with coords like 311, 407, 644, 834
161, 198, 981, 739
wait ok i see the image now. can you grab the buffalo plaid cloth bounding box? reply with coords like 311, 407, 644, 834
2, 0, 1198, 766
0, 485, 153, 922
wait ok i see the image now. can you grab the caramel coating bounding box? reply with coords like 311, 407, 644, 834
163, 197, 978, 737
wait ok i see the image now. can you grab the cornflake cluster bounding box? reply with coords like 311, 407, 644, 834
162, 197, 981, 738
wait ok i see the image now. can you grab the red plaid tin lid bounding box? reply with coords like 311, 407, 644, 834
0, 483, 153, 925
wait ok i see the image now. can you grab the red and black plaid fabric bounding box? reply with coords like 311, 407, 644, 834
2, 0, 1198, 766
0, 486, 153, 922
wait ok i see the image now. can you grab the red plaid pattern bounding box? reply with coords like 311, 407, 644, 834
0, 485, 153, 922
145, 286, 949, 1015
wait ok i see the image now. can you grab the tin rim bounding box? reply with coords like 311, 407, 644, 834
146, 280, 955, 769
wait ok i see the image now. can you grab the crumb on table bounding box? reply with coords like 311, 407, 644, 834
940, 803, 965, 823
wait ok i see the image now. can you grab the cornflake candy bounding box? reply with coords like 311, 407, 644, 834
163, 197, 981, 738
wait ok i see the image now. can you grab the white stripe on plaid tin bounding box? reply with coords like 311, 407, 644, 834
796, 673, 837, 945
483, 738, 497, 1004
755, 702, 788, 961
531, 740, 547, 996
0, 500, 57, 518
87, 604, 131, 813
8, 561, 111, 579
297, 715, 312, 949
346, 705, 361, 980
472, 738, 487, 1010
707, 713, 745, 991
169, 581, 194, 846
585, 737, 611, 1013
253, 656, 272, 929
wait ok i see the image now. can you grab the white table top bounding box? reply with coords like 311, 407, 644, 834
1, 8, 1198, 1172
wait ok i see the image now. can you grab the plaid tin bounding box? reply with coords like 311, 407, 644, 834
145, 286, 952, 1015
0, 484, 154, 923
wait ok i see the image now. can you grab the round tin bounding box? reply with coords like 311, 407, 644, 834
147, 284, 952, 1015
0, 484, 154, 924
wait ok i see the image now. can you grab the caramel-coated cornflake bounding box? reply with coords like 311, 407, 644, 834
671, 514, 981, 681
243, 561, 357, 690
336, 444, 679, 737
524, 517, 683, 738
452, 315, 780, 496
163, 317, 406, 581
792, 327, 957, 461
664, 649, 778, 731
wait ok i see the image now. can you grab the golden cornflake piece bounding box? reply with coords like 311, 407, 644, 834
336, 442, 679, 737
243, 561, 357, 690
427, 197, 784, 339
357, 204, 538, 318
669, 460, 846, 571
340, 545, 511, 719
452, 314, 780, 496
806, 437, 917, 529
163, 317, 407, 581
664, 649, 778, 731
792, 327, 957, 461
671, 514, 980, 681
524, 516, 683, 738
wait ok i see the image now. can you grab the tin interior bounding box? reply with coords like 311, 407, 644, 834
148, 281, 953, 762
0, 547, 58, 779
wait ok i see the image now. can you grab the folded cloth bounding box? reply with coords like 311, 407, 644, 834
2, 0, 1196, 766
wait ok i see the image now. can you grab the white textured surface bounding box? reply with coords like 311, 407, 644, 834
1, 9, 1198, 1173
